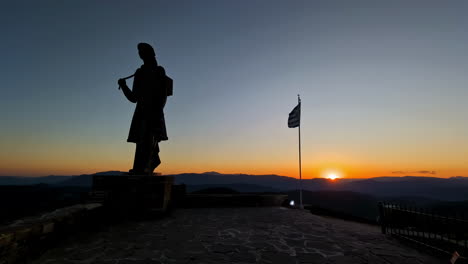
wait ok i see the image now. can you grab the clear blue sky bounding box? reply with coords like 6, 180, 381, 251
1, 1, 467, 177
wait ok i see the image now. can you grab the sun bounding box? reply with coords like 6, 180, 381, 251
321, 169, 343, 180
327, 173, 339, 180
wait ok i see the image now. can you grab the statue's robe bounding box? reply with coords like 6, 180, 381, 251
125, 64, 168, 144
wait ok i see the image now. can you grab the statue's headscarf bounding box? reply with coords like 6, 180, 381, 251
138, 43, 156, 58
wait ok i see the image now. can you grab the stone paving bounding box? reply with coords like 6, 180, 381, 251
30, 207, 442, 264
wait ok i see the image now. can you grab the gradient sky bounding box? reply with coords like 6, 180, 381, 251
1, 0, 468, 178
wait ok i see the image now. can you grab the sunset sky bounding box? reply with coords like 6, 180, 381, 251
1, 1, 467, 178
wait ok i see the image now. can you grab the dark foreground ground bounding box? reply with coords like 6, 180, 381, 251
31, 207, 441, 264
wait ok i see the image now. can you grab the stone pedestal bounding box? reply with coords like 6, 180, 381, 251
91, 175, 173, 215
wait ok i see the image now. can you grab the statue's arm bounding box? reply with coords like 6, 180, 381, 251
119, 70, 139, 103
120, 83, 137, 103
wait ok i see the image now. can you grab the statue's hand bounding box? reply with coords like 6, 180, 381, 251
118, 78, 127, 88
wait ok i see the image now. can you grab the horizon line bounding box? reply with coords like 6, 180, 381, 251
0, 170, 466, 179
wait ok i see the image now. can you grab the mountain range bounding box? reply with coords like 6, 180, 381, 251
1, 171, 468, 201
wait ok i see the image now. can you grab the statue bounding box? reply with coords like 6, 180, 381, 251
118, 43, 172, 175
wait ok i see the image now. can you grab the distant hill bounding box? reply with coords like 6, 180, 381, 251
338, 177, 468, 201
173, 172, 297, 190
0, 176, 71, 185
0, 171, 123, 187
1, 171, 468, 201
186, 183, 281, 193
174, 173, 468, 200
192, 187, 240, 194
56, 171, 124, 187
288, 190, 468, 222
178, 173, 468, 201
288, 190, 380, 222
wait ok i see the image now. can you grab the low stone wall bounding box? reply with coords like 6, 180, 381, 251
0, 203, 103, 264
184, 194, 288, 207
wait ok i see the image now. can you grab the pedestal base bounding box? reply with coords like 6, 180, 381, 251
91, 175, 173, 214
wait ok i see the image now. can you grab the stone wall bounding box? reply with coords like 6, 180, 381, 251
0, 203, 103, 264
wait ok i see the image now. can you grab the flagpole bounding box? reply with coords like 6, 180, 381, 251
298, 94, 303, 209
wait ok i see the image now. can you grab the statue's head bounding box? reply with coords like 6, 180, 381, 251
137, 43, 156, 60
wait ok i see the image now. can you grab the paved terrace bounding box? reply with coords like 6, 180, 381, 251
31, 207, 441, 264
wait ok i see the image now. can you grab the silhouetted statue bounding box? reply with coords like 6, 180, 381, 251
118, 43, 172, 175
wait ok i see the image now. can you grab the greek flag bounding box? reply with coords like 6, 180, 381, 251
288, 102, 300, 128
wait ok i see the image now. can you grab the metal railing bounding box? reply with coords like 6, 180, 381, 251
378, 202, 468, 261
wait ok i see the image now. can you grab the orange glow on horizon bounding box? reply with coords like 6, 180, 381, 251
0, 144, 467, 178
1, 162, 467, 179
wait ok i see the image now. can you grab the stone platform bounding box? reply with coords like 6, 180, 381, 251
91, 175, 173, 214
30, 207, 442, 264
